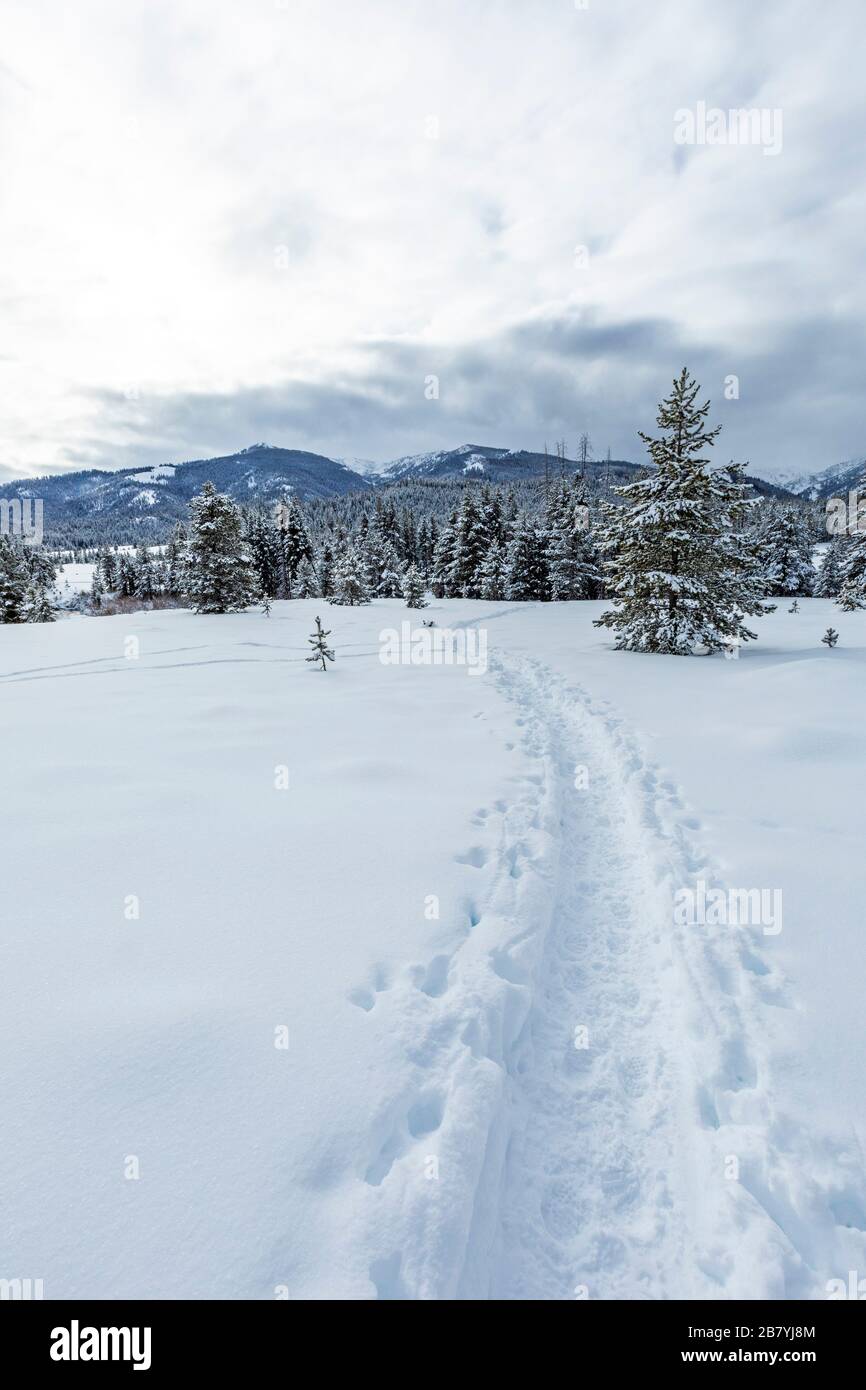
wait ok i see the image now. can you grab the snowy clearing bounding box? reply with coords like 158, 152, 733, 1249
1, 598, 864, 1299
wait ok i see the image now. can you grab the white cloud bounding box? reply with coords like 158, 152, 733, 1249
0, 0, 863, 477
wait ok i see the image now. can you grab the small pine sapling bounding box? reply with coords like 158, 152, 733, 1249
788, 600, 799, 613
822, 627, 839, 649
402, 564, 428, 609
306, 615, 335, 671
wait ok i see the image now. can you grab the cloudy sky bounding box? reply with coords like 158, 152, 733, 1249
1, 0, 864, 481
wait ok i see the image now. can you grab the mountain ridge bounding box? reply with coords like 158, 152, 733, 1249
0, 440, 803, 545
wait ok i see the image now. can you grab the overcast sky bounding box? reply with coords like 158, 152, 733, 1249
1, 0, 864, 481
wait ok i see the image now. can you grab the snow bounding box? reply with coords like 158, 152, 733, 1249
129, 466, 176, 484
1, 597, 865, 1299
53, 562, 95, 600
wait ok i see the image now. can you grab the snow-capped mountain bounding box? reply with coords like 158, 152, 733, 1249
757, 457, 866, 501
0, 444, 373, 542
0, 439, 796, 546
377, 443, 642, 485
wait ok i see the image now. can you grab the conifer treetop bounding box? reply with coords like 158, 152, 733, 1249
638, 366, 722, 473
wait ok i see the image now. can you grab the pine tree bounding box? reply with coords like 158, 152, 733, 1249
118, 554, 137, 597
306, 615, 335, 671
402, 564, 427, 608
431, 510, 458, 598
98, 546, 118, 591
594, 369, 773, 654
371, 539, 404, 598
450, 490, 490, 597
183, 482, 259, 614
246, 511, 282, 599
165, 525, 187, 596
316, 542, 335, 599
276, 496, 312, 598
478, 539, 508, 600
548, 479, 600, 599
295, 556, 320, 599
505, 512, 550, 601
134, 544, 156, 601
330, 548, 371, 605
814, 540, 844, 598
753, 506, 815, 596
90, 570, 104, 610
22, 580, 54, 623
822, 627, 839, 648
836, 528, 866, 610
0, 535, 30, 622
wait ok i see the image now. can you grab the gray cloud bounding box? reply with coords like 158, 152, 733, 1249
1, 0, 864, 480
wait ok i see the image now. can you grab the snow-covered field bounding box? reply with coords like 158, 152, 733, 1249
2, 597, 865, 1299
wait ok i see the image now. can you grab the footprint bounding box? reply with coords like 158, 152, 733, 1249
717, 1037, 758, 1092
491, 947, 527, 985
407, 1092, 444, 1137
414, 954, 450, 998
540, 1176, 588, 1241
370, 1252, 405, 1300
364, 1129, 404, 1186
829, 1193, 866, 1231
348, 964, 391, 1011
455, 846, 488, 868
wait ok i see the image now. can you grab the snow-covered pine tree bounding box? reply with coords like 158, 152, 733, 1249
402, 564, 427, 608
478, 539, 507, 600
90, 570, 104, 610
0, 535, 30, 622
330, 548, 371, 605
245, 511, 282, 599
165, 525, 187, 596
373, 539, 404, 598
450, 490, 490, 598
134, 545, 156, 601
836, 526, 866, 610
594, 368, 773, 654
431, 510, 458, 598
548, 479, 600, 600
814, 539, 844, 598
276, 496, 313, 598
416, 518, 433, 582
98, 546, 118, 592
316, 542, 335, 599
306, 615, 335, 671
822, 626, 839, 648
505, 511, 551, 601
183, 481, 259, 614
293, 556, 319, 599
22, 580, 54, 623
479, 483, 505, 549
753, 505, 815, 596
